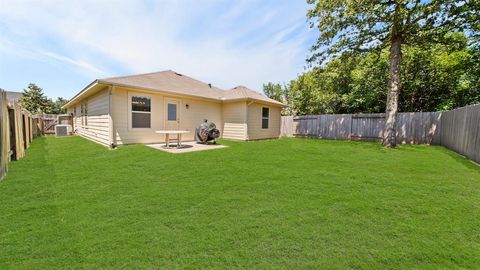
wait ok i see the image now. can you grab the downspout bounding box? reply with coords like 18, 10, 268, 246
245, 99, 251, 140
108, 85, 116, 148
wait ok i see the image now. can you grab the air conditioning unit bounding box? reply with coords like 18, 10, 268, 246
55, 124, 72, 136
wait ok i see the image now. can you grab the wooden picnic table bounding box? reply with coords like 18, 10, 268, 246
155, 130, 190, 148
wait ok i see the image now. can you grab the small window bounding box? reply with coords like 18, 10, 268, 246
131, 96, 151, 128
262, 107, 269, 129
167, 103, 177, 121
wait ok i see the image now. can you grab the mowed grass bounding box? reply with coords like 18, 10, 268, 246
1, 136, 480, 269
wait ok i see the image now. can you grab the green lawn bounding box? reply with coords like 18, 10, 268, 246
1, 136, 480, 269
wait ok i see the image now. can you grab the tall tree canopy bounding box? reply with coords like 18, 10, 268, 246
264, 33, 479, 116
263, 82, 294, 115
51, 97, 68, 114
19, 83, 67, 114
19, 83, 51, 113
307, 0, 479, 147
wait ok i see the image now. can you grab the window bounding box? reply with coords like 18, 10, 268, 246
81, 103, 88, 126
80, 104, 83, 125
262, 107, 269, 129
131, 96, 151, 128
167, 103, 177, 121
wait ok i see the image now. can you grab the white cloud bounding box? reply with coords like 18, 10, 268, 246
0, 0, 313, 94
36, 50, 109, 76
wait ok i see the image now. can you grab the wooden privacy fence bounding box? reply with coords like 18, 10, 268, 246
281, 112, 442, 144
281, 104, 480, 163
0, 89, 34, 181
437, 104, 480, 164
32, 114, 73, 136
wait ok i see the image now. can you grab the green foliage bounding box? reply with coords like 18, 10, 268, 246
289, 68, 340, 114
51, 97, 68, 114
19, 83, 51, 113
306, 0, 478, 146
1, 136, 480, 268
19, 83, 68, 114
269, 33, 479, 115
401, 33, 473, 111
262, 82, 293, 115
306, 0, 478, 64
262, 82, 285, 102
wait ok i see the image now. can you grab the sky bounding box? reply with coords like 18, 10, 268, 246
0, 0, 317, 100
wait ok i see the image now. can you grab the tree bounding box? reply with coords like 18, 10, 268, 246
307, 0, 478, 147
19, 83, 50, 114
19, 83, 68, 114
51, 97, 68, 114
263, 82, 285, 102
264, 32, 478, 116
263, 82, 294, 115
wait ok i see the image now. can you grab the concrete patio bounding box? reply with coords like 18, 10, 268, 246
146, 141, 227, 154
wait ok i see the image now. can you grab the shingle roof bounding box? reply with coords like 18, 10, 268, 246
222, 86, 285, 106
99, 70, 226, 100
65, 70, 285, 108
94, 70, 284, 106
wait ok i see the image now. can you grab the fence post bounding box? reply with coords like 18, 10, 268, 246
349, 115, 353, 139
0, 90, 9, 181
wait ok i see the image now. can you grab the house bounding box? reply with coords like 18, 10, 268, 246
63, 70, 285, 147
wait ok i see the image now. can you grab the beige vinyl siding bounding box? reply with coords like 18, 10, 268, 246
74, 90, 111, 146
222, 101, 247, 140
247, 102, 281, 140
112, 86, 222, 144
180, 98, 222, 141
73, 104, 81, 128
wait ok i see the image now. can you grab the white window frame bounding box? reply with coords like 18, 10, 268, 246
128, 92, 152, 130
262, 107, 269, 129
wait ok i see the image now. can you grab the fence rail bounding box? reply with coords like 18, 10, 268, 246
281, 104, 480, 164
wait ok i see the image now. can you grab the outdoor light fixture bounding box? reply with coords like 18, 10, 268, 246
186, 104, 190, 109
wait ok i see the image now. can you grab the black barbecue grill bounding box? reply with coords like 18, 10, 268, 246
195, 119, 220, 144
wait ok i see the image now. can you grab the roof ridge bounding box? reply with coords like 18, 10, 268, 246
171, 72, 225, 92
101, 70, 225, 93
100, 70, 174, 81
231, 85, 266, 98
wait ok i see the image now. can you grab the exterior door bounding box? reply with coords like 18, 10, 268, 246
165, 98, 180, 130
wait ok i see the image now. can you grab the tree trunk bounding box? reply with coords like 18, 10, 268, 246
383, 26, 402, 147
